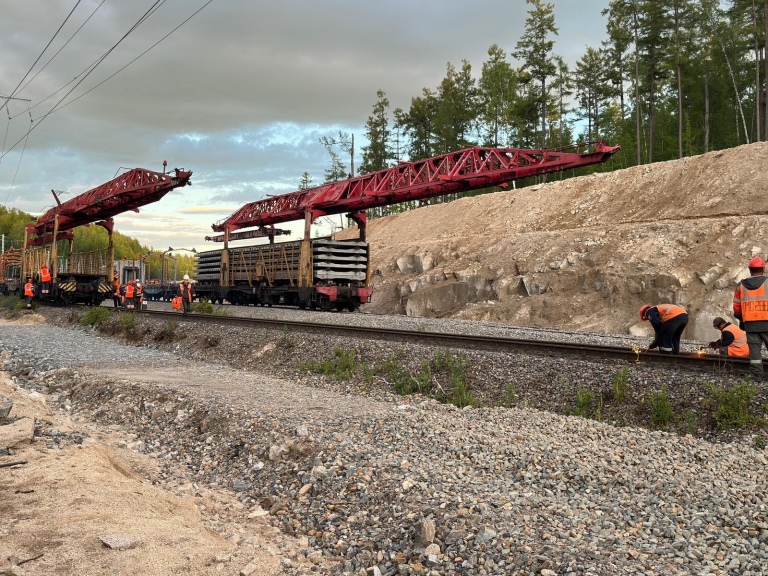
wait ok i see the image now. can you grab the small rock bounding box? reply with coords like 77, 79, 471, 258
100, 535, 139, 550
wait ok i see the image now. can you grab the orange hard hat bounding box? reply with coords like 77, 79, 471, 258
749, 256, 765, 269
639, 305, 652, 321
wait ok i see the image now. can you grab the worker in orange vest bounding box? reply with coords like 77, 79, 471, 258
639, 303, 689, 355
112, 276, 121, 308
708, 317, 748, 357
40, 263, 52, 296
733, 256, 768, 380
136, 282, 144, 309
23, 277, 35, 309
178, 274, 195, 316
124, 280, 136, 309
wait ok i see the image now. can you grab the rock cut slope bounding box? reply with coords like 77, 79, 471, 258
345, 142, 768, 342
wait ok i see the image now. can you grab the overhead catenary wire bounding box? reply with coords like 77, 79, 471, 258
0, 0, 167, 162
14, 0, 164, 120
0, 0, 83, 112
15, 0, 108, 99
0, 0, 214, 163
54, 0, 215, 113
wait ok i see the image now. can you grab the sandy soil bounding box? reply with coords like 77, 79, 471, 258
0, 316, 314, 576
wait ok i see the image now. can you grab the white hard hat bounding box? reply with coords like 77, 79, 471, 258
183, 275, 190, 280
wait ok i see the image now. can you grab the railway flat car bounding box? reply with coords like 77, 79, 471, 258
194, 238, 372, 311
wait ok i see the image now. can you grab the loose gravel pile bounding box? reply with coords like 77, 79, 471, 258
2, 307, 768, 575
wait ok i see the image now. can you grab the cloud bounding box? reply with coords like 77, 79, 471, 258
1, 0, 610, 247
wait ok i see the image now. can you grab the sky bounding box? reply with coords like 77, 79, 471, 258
0, 0, 611, 253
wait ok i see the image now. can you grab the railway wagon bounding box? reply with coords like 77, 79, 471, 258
22, 243, 113, 305
0, 247, 22, 296
194, 238, 372, 310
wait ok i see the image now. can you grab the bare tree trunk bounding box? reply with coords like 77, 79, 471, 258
705, 72, 710, 152
678, 62, 684, 157
634, 3, 642, 165
753, 0, 761, 141
721, 42, 751, 143
764, 0, 768, 140
674, 3, 684, 157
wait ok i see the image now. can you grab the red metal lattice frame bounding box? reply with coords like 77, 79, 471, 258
28, 167, 193, 244
213, 141, 620, 233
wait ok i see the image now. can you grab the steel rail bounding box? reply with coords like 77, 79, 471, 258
135, 309, 753, 372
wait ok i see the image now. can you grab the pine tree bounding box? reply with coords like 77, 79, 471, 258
298, 172, 313, 190
433, 60, 479, 154
513, 0, 559, 148
359, 90, 392, 174
478, 44, 519, 147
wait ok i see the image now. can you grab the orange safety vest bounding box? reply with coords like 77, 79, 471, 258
24, 282, 34, 298
180, 282, 193, 302
733, 281, 768, 322
656, 304, 687, 322
722, 324, 749, 357
125, 284, 135, 298
40, 265, 51, 283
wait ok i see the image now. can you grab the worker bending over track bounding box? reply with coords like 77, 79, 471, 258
639, 303, 689, 355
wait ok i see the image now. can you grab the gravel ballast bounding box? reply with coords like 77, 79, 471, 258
1, 307, 767, 575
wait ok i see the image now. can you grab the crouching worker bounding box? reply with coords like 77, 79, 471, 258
639, 303, 689, 355
23, 277, 35, 309
709, 317, 748, 357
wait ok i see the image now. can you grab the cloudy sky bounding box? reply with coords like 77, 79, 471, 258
0, 0, 611, 252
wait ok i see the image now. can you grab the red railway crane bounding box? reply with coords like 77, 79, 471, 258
22, 164, 192, 284
209, 141, 619, 287
212, 141, 619, 241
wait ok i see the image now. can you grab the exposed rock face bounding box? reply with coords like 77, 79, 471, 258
340, 142, 768, 342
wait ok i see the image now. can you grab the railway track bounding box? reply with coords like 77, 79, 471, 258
137, 308, 755, 372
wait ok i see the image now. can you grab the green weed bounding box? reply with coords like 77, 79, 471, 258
0, 295, 26, 310
681, 411, 699, 435
611, 367, 629, 404
191, 298, 214, 314
80, 307, 111, 327
573, 389, 595, 419
501, 383, 517, 408
649, 385, 673, 428
119, 313, 137, 332
301, 347, 357, 380
704, 381, 759, 430
377, 350, 475, 408
752, 435, 766, 450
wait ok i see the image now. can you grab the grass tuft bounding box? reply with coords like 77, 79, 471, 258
649, 385, 673, 429
80, 307, 111, 327
704, 380, 759, 430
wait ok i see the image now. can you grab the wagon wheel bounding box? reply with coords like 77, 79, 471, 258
59, 292, 75, 305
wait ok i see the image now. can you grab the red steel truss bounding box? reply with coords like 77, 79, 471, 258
212, 141, 620, 234
28, 166, 192, 245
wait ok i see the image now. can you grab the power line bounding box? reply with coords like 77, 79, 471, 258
13, 0, 166, 120
0, 0, 83, 112
0, 0, 169, 162
56, 0, 215, 113
16, 0, 108, 97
